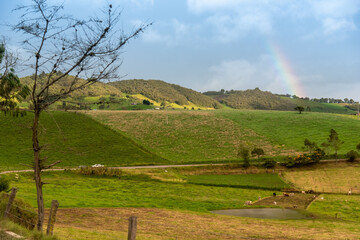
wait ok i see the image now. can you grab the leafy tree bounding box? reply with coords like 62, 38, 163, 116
10, 0, 149, 231
262, 159, 276, 169
356, 143, 360, 151
294, 106, 305, 114
251, 147, 265, 158
324, 129, 344, 161
0, 43, 29, 115
303, 138, 318, 153
238, 146, 250, 168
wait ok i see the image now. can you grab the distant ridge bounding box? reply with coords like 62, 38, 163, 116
109, 79, 222, 109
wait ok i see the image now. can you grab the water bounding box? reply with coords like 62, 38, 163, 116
211, 208, 309, 219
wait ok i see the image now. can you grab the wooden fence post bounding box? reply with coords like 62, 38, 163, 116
46, 200, 59, 235
4, 187, 17, 218
128, 216, 137, 240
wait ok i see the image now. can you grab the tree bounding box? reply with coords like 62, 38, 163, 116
303, 138, 318, 153
0, 42, 29, 115
324, 129, 344, 162
251, 147, 265, 159
238, 146, 250, 168
294, 106, 304, 114
11, 0, 149, 231
356, 143, 360, 151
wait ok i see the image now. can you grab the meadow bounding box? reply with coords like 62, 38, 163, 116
3, 164, 360, 240
187, 173, 290, 190
0, 111, 166, 171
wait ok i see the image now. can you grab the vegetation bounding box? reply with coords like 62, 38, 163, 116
187, 173, 289, 190
346, 150, 358, 162
110, 79, 221, 109
294, 106, 305, 114
217, 110, 360, 155
0, 176, 9, 192
283, 148, 325, 168
0, 111, 166, 171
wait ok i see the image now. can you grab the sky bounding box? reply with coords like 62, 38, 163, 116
0, 0, 359, 100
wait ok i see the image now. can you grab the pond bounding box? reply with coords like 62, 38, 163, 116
211, 208, 309, 219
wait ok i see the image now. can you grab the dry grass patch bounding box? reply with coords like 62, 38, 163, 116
52, 208, 360, 240
283, 163, 360, 194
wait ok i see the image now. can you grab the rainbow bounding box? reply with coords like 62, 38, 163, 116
267, 41, 305, 98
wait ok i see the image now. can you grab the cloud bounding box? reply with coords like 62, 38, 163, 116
203, 56, 283, 92
187, 0, 360, 41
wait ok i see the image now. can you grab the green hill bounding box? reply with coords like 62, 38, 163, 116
86, 109, 360, 163
0, 111, 167, 170
204, 88, 356, 114
109, 79, 221, 109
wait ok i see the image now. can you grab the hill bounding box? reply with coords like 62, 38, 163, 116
0, 111, 167, 170
86, 109, 360, 163
109, 79, 221, 109
20, 73, 122, 97
204, 88, 356, 114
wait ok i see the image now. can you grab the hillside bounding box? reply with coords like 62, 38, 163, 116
86, 109, 360, 163
0, 111, 167, 170
204, 88, 356, 114
109, 79, 221, 109
20, 74, 122, 97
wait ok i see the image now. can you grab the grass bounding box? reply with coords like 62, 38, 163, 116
187, 173, 290, 190
282, 162, 360, 194
309, 194, 360, 222
217, 110, 360, 155
10, 171, 273, 211
5, 167, 360, 240
85, 110, 276, 163
0, 111, 167, 171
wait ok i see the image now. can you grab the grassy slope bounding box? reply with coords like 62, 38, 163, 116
217, 110, 360, 155
86, 110, 276, 163
0, 111, 166, 170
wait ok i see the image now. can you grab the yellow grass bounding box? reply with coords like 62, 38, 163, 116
283, 163, 360, 194
52, 208, 360, 240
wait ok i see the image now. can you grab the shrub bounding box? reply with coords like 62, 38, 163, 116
238, 147, 250, 168
346, 150, 358, 162
283, 148, 324, 168
0, 176, 10, 192
78, 166, 123, 177
251, 148, 265, 158
262, 159, 277, 169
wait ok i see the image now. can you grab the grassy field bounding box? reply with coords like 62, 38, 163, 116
0, 111, 166, 170
85, 110, 282, 163
217, 110, 360, 155
283, 162, 360, 194
4, 165, 360, 240
187, 173, 290, 190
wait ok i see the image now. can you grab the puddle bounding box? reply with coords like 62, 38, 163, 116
212, 208, 309, 219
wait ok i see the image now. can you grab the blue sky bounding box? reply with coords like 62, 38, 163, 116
1, 0, 359, 100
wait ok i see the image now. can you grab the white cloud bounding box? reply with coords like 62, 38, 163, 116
322, 18, 356, 34
203, 56, 283, 92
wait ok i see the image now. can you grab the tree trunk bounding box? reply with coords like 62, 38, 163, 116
32, 108, 44, 231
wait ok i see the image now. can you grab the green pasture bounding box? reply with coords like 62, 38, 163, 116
0, 111, 166, 170
217, 110, 360, 154
309, 194, 360, 222
187, 173, 290, 190
10, 171, 273, 211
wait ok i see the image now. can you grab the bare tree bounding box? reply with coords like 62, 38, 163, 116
11, 0, 149, 231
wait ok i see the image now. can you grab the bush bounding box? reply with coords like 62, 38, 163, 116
238, 147, 250, 168
283, 148, 325, 168
251, 148, 265, 158
78, 166, 123, 177
0, 176, 10, 192
346, 150, 358, 162
262, 159, 277, 169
